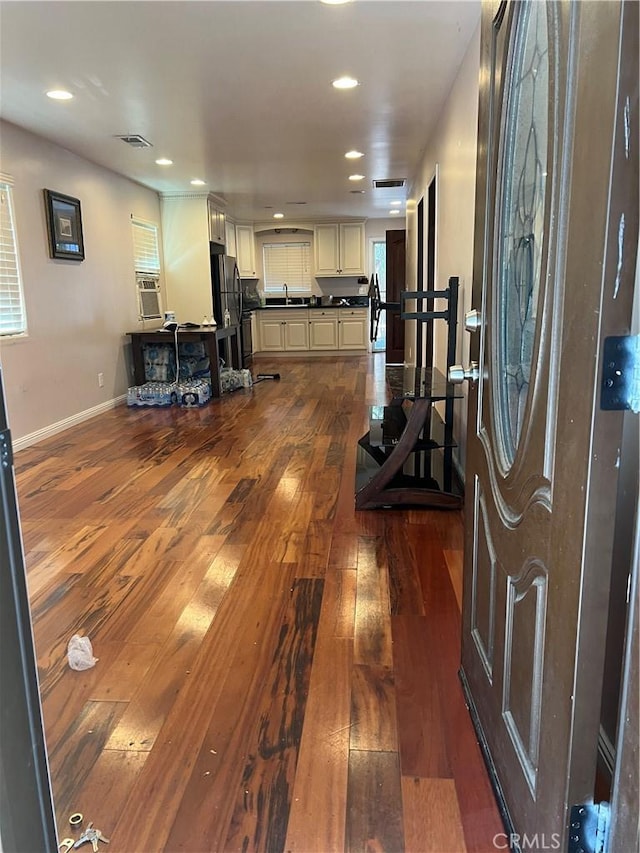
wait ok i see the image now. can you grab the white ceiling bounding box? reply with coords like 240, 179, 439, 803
0, 0, 480, 223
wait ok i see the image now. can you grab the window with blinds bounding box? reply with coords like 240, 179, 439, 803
262, 241, 311, 292
131, 217, 161, 274
0, 177, 27, 337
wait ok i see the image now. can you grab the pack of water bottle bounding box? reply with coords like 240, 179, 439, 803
127, 382, 178, 407
220, 368, 252, 393
127, 377, 213, 408
176, 378, 212, 407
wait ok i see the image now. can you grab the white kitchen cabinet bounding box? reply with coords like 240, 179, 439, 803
225, 219, 237, 259
258, 309, 308, 351
208, 198, 226, 245
161, 193, 221, 322
314, 222, 365, 276
258, 315, 286, 351
236, 224, 257, 278
309, 309, 339, 350
339, 223, 366, 275
338, 308, 368, 349
256, 307, 368, 353
283, 313, 309, 350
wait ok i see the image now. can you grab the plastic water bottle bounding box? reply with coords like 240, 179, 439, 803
224, 308, 231, 327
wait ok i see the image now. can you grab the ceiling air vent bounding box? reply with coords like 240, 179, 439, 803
114, 134, 153, 149
373, 178, 406, 189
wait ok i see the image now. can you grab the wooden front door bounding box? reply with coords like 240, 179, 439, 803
460, 0, 638, 847
385, 229, 406, 363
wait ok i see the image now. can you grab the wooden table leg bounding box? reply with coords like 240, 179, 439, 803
208, 334, 222, 397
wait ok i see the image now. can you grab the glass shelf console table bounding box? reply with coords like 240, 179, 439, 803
355, 366, 464, 509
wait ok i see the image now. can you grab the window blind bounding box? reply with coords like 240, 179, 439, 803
131, 218, 161, 274
0, 178, 27, 336
263, 242, 311, 292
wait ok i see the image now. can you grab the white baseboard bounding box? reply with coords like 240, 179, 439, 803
12, 395, 127, 452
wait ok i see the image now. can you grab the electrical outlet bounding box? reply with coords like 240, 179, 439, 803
98, 372, 104, 387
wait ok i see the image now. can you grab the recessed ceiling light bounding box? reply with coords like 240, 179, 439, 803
345, 150, 364, 160
350, 190, 366, 194
349, 174, 365, 181
46, 89, 73, 100
190, 179, 206, 186
332, 76, 359, 90
389, 210, 401, 215
155, 158, 173, 166
273, 212, 284, 219
390, 200, 402, 206
320, 0, 352, 5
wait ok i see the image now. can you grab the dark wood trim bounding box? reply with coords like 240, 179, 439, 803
458, 667, 516, 852
0, 367, 58, 852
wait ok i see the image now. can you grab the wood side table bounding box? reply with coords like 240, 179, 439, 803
127, 326, 242, 398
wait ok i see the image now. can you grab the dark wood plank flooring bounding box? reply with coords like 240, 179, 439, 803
15, 354, 503, 852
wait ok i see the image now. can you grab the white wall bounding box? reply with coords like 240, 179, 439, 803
405, 22, 481, 473
0, 121, 162, 444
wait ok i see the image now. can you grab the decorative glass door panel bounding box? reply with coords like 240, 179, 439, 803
494, 0, 549, 471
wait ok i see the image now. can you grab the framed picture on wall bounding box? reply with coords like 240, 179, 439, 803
43, 189, 85, 261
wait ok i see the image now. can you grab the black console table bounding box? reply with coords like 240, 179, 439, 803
127, 326, 241, 398
356, 276, 463, 510
355, 366, 464, 509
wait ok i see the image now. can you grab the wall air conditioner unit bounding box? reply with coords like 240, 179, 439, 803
136, 274, 162, 320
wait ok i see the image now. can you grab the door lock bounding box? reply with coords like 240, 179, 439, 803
448, 362, 480, 384
465, 309, 483, 333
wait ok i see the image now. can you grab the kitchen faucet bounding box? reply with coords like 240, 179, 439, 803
283, 283, 289, 304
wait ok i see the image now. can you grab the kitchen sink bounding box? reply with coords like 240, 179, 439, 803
263, 297, 310, 307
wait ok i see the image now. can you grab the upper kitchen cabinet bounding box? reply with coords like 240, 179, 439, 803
225, 219, 237, 259
208, 197, 226, 245
236, 224, 257, 278
161, 192, 226, 322
314, 222, 365, 276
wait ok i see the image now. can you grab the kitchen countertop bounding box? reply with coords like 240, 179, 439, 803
256, 298, 369, 310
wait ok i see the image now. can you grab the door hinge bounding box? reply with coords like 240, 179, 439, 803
601, 335, 640, 411
568, 802, 610, 853
0, 428, 13, 470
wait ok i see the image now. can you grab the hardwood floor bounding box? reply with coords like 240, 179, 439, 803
15, 355, 503, 852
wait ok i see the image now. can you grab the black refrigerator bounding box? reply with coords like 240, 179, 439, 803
210, 243, 242, 327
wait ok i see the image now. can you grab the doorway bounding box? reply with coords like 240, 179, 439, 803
371, 239, 386, 353
385, 229, 406, 363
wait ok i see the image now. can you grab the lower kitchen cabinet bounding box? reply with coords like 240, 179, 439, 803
258, 310, 309, 352
257, 307, 368, 354
309, 309, 339, 350
338, 308, 368, 349
259, 316, 286, 351
283, 314, 310, 350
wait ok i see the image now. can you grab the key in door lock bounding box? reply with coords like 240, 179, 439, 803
448, 361, 480, 384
